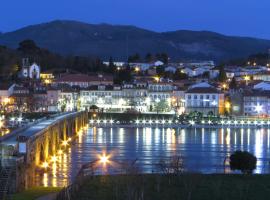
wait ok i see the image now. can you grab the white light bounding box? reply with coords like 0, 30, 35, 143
168, 120, 172, 124
17, 117, 23, 122
221, 120, 224, 124
255, 105, 263, 113
97, 119, 100, 124
201, 120, 205, 124
142, 120, 146, 124
162, 120, 165, 124
149, 120, 152, 124
208, 120, 211, 124
254, 121, 258, 125
136, 120, 139, 124
240, 120, 244, 125
227, 120, 231, 125
155, 120, 159, 124
234, 120, 238, 125
90, 119, 94, 123
110, 119, 113, 124
190, 120, 195, 125
247, 121, 251, 125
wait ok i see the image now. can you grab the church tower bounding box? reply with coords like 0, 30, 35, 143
22, 58, 30, 78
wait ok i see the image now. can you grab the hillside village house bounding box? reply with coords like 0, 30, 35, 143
243, 82, 270, 116
185, 82, 225, 115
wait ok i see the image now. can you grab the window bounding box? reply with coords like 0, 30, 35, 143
188, 95, 191, 99
194, 95, 197, 99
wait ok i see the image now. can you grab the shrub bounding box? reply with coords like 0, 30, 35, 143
230, 151, 257, 174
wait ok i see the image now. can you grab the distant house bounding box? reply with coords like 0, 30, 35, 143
185, 82, 225, 115
154, 61, 164, 67
165, 66, 177, 73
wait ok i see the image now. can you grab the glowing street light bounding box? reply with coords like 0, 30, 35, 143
99, 153, 110, 164
62, 140, 68, 146
58, 150, 63, 155
255, 105, 263, 113
51, 155, 58, 163
42, 162, 49, 169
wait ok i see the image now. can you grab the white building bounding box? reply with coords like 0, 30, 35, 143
185, 82, 225, 115
243, 82, 270, 116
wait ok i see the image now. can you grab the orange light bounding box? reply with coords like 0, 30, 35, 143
58, 150, 63, 155
51, 155, 58, 162
42, 162, 49, 169
62, 140, 68, 146
99, 153, 110, 164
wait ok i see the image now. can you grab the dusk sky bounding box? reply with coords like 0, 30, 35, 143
1, 0, 269, 39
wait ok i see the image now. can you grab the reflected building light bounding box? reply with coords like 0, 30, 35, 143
247, 129, 251, 146
119, 128, 124, 143
154, 127, 160, 143
43, 173, 48, 187
179, 129, 186, 144
226, 128, 231, 147
201, 128, 205, 144
135, 128, 139, 145
267, 129, 270, 148
220, 128, 224, 145
234, 131, 237, 145
255, 129, 263, 173
211, 131, 216, 144
241, 129, 244, 147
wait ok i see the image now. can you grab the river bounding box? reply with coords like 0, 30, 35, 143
36, 126, 270, 187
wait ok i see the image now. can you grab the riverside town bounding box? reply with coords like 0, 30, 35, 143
1, 1, 270, 199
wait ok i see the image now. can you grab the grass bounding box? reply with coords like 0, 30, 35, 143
12, 187, 62, 200
61, 174, 270, 200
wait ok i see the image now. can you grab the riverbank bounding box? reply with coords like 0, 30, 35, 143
12, 187, 62, 200
56, 174, 270, 200
91, 122, 270, 129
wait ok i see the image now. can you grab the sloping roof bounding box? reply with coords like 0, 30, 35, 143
254, 82, 270, 91
186, 87, 220, 94
243, 89, 270, 97
190, 82, 212, 89
56, 74, 113, 83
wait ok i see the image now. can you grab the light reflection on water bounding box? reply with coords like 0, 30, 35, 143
38, 127, 270, 187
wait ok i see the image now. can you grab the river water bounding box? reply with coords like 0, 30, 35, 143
36, 126, 270, 187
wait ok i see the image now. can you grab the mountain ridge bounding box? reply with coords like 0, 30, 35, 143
0, 20, 269, 62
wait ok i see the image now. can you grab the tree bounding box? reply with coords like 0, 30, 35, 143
229, 77, 237, 89
230, 151, 257, 174
145, 53, 153, 63
128, 53, 140, 63
218, 66, 227, 82
173, 69, 188, 80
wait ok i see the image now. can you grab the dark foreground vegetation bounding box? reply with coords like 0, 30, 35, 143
57, 174, 270, 200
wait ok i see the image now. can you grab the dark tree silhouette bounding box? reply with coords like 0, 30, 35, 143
230, 151, 257, 174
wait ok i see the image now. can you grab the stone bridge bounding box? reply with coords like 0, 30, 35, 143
18, 111, 88, 167
1, 111, 88, 192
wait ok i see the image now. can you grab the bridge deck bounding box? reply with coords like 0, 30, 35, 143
2, 112, 78, 145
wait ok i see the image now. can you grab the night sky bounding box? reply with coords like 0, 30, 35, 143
1, 0, 269, 39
